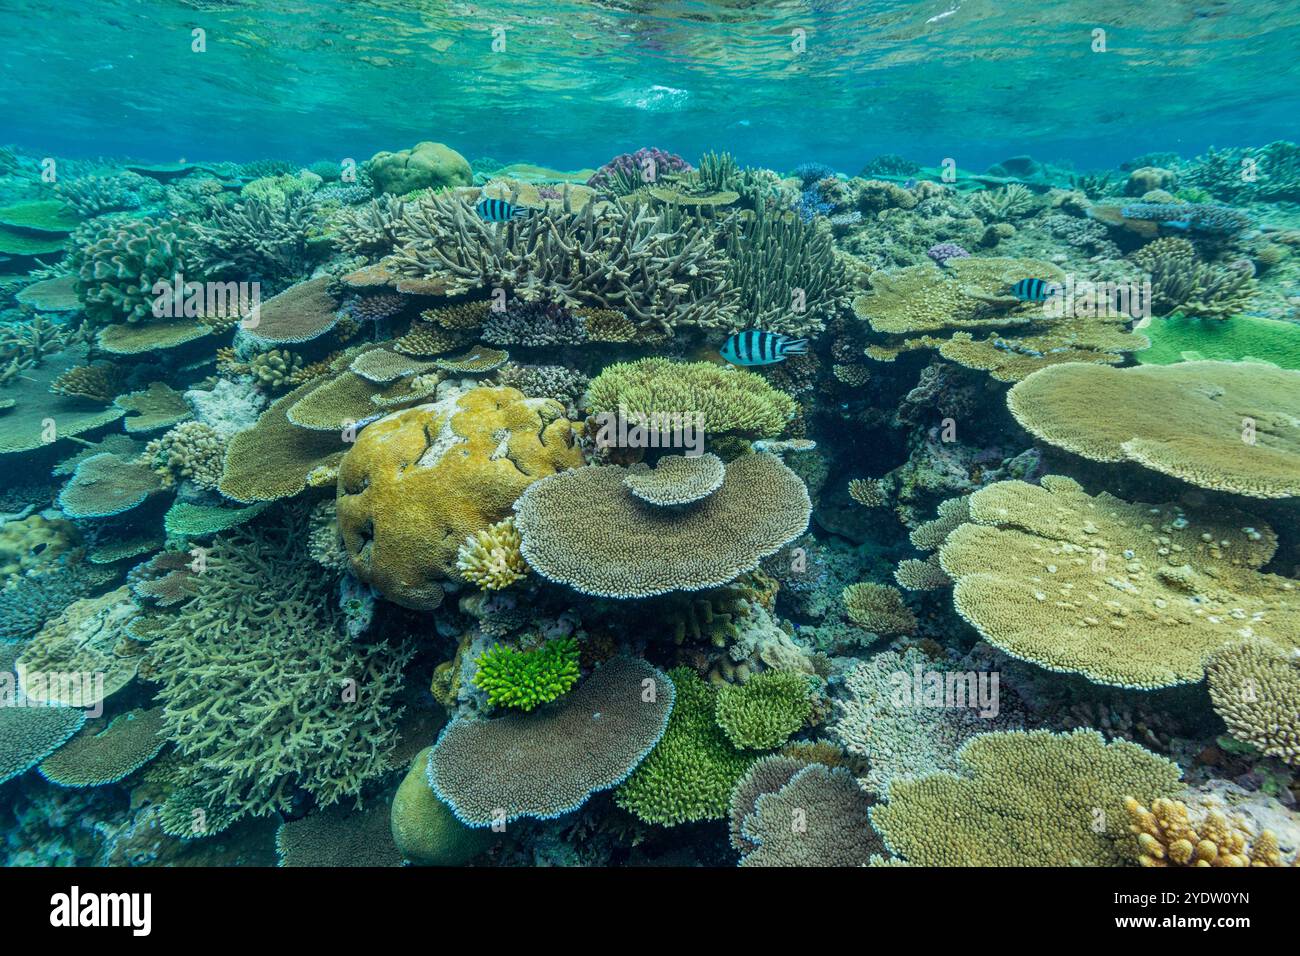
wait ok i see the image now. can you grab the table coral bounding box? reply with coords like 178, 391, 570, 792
938, 476, 1299, 688
623, 453, 726, 506
39, 708, 167, 788
336, 385, 582, 610
870, 729, 1183, 866
1007, 361, 1300, 498
739, 764, 884, 867
430, 656, 675, 826
16, 586, 142, 708
514, 454, 810, 600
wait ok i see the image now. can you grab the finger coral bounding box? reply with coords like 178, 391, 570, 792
1124, 795, 1290, 867
514, 453, 810, 599
472, 635, 581, 711
870, 729, 1183, 866
456, 516, 529, 590
938, 476, 1298, 688
1007, 361, 1300, 498
842, 582, 918, 636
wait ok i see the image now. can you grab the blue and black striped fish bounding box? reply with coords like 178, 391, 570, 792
475, 198, 535, 222
721, 331, 808, 366
1009, 278, 1061, 303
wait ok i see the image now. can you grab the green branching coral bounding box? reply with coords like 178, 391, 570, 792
617, 666, 755, 826
720, 202, 847, 336
714, 669, 813, 750
473, 636, 581, 711
586, 358, 796, 438
69, 215, 203, 326
148, 509, 414, 819
869, 729, 1183, 866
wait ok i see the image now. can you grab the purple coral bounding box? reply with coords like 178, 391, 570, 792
587, 148, 692, 191
926, 242, 971, 267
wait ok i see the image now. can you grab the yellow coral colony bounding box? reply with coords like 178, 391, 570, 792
456, 517, 529, 590
336, 386, 582, 610
937, 476, 1299, 688
1124, 796, 1292, 867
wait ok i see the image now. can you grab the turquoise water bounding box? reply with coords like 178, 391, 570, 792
1, 1, 1298, 869
4, 1, 1299, 170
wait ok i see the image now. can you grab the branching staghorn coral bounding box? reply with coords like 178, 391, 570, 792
1130, 237, 1256, 318
388, 191, 736, 337
69, 215, 203, 326
842, 582, 917, 636
196, 192, 325, 288
148, 509, 414, 819
472, 635, 581, 711
332, 194, 407, 258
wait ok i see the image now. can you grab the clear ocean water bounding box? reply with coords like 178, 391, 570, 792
0, 0, 1298, 876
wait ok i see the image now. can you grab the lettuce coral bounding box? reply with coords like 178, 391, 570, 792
336, 385, 581, 610
429, 656, 675, 826
1007, 361, 1300, 499
870, 729, 1183, 866
514, 454, 810, 599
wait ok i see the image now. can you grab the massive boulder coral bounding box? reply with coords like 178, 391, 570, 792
870, 729, 1184, 866
1007, 361, 1300, 499
514, 453, 811, 599
336, 385, 583, 610
428, 656, 675, 826
938, 476, 1299, 688
368, 141, 472, 196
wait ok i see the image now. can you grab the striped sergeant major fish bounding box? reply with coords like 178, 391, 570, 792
1009, 277, 1061, 303
475, 197, 535, 222
720, 330, 809, 366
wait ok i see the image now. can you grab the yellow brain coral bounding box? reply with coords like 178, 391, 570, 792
1007, 361, 1300, 499
336, 386, 583, 610
938, 476, 1299, 689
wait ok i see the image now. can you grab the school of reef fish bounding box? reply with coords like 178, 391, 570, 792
0, 140, 1298, 867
